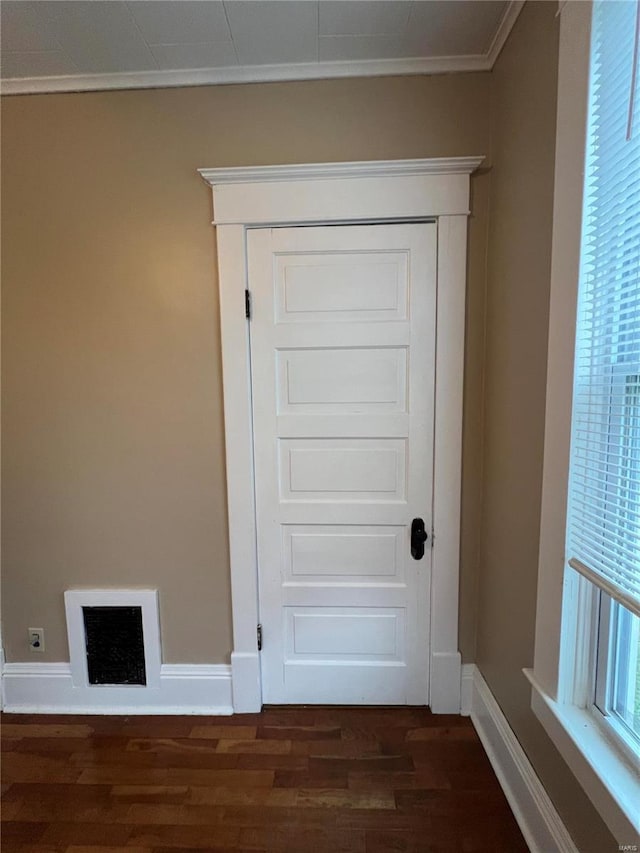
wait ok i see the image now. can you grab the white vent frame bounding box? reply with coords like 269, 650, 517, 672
64, 589, 161, 689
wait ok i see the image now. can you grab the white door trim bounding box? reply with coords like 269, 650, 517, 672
199, 158, 483, 712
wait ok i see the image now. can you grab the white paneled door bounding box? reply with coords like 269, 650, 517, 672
248, 223, 436, 704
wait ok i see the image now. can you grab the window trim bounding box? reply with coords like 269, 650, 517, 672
528, 0, 640, 843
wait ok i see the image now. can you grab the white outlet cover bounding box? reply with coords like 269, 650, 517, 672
28, 627, 45, 652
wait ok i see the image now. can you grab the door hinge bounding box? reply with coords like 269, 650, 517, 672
257, 623, 262, 651
245, 289, 251, 319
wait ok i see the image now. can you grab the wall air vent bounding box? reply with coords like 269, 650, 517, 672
82, 605, 146, 685
65, 589, 161, 689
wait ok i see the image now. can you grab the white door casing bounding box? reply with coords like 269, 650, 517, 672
249, 224, 435, 704
199, 157, 483, 713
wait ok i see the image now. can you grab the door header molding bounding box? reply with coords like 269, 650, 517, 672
199, 157, 484, 187
198, 157, 485, 224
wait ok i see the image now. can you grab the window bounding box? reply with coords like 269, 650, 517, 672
566, 0, 640, 758
528, 0, 640, 842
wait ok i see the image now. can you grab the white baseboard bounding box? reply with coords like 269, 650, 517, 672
0, 644, 5, 711
231, 651, 262, 713
429, 650, 462, 713
469, 665, 579, 853
460, 662, 474, 716
2, 662, 233, 715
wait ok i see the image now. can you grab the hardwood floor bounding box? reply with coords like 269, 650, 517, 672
1, 707, 528, 852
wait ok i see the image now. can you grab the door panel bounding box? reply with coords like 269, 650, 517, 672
248, 223, 436, 705
280, 438, 407, 502
284, 525, 404, 581
277, 347, 408, 412
275, 251, 408, 321
287, 608, 404, 658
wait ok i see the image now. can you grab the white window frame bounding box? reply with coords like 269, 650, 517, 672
526, 1, 640, 843
198, 157, 483, 715
595, 595, 640, 764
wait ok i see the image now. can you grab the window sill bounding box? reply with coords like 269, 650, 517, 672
524, 668, 640, 844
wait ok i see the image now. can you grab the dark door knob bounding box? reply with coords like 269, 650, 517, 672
411, 518, 428, 560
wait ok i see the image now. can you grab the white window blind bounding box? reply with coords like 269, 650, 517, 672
567, 0, 640, 616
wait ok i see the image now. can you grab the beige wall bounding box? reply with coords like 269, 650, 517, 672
1, 74, 490, 663
478, 2, 616, 850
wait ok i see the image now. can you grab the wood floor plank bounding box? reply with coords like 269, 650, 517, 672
446, 768, 506, 792
38, 821, 133, 846
2, 782, 112, 804
87, 720, 195, 739
348, 769, 450, 791
291, 739, 381, 757
215, 739, 291, 755
66, 847, 152, 853
295, 788, 396, 810
70, 749, 160, 768
188, 786, 297, 807
76, 767, 275, 788
189, 726, 256, 741
110, 785, 191, 804
338, 727, 380, 742
1, 820, 47, 843
364, 828, 448, 852
257, 725, 342, 741
309, 753, 414, 772
1, 753, 82, 784
235, 752, 307, 771
13, 800, 131, 824
405, 726, 478, 742
127, 737, 228, 753
15, 736, 126, 754
394, 788, 519, 819
335, 807, 432, 830
126, 823, 241, 849
239, 825, 367, 852
148, 847, 255, 853
0, 801, 22, 821
1, 724, 94, 739
152, 753, 240, 771
273, 768, 349, 790
124, 803, 226, 826
76, 767, 170, 786
168, 768, 273, 788
218, 803, 343, 829
1, 713, 83, 723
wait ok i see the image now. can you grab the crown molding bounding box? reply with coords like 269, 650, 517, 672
198, 157, 485, 188
487, 0, 526, 66
0, 54, 491, 96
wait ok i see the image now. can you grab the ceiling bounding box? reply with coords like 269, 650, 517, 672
0, 1, 522, 95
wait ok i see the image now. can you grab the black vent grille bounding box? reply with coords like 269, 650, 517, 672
82, 606, 146, 685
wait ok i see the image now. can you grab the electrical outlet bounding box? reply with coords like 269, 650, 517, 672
28, 627, 44, 653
